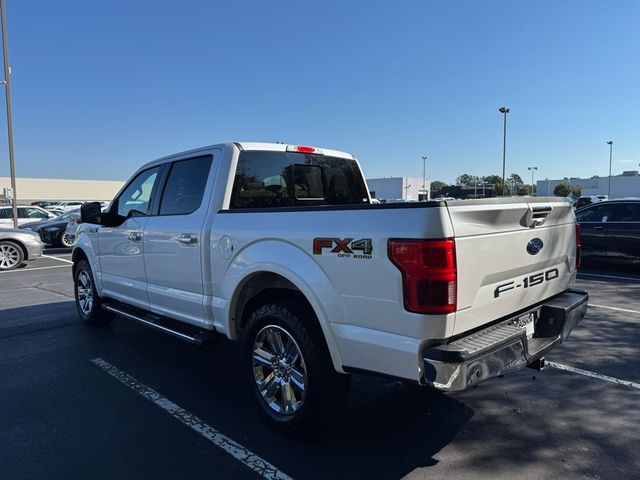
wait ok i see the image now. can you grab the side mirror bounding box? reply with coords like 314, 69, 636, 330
80, 202, 102, 224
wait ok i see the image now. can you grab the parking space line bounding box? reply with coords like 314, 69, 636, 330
1, 265, 70, 274
546, 361, 640, 390
578, 272, 640, 282
91, 358, 293, 480
42, 254, 74, 264
589, 304, 640, 315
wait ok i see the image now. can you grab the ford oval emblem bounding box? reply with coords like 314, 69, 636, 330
527, 238, 544, 255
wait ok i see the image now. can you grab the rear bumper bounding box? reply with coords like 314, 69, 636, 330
422, 289, 589, 391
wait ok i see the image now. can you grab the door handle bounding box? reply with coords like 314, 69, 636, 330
178, 233, 198, 245
127, 232, 142, 241
593, 226, 604, 230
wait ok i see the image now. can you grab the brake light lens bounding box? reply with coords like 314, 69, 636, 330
286, 145, 324, 155
388, 239, 457, 314
575, 223, 581, 269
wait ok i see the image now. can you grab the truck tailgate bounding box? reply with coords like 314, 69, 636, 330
447, 197, 577, 336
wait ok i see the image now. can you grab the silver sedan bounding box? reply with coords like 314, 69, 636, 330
0, 228, 45, 271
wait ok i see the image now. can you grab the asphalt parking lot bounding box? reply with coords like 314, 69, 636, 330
1, 251, 638, 480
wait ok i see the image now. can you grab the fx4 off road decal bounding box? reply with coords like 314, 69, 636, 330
313, 238, 373, 259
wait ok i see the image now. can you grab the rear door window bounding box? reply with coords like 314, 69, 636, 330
230, 151, 369, 209
608, 203, 640, 222
159, 156, 213, 215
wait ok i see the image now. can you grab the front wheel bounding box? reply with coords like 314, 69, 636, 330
0, 240, 24, 271
73, 259, 114, 326
243, 299, 349, 435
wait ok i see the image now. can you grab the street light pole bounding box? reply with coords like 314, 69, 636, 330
527, 166, 538, 196
499, 107, 510, 196
607, 141, 613, 198
421, 155, 427, 201
0, 0, 17, 228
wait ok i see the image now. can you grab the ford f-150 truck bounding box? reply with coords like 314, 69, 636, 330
73, 142, 588, 433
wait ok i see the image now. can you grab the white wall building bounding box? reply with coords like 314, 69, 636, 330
366, 177, 430, 201
0, 176, 125, 204
536, 172, 640, 198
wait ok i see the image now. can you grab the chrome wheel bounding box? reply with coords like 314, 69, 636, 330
60, 233, 74, 248
252, 325, 307, 415
0, 243, 21, 270
76, 270, 94, 315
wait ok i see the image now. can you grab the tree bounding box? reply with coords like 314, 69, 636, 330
430, 181, 447, 195
571, 185, 582, 197
553, 183, 572, 197
483, 175, 504, 195
455, 174, 478, 186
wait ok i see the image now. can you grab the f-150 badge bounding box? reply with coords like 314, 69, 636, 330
313, 238, 373, 259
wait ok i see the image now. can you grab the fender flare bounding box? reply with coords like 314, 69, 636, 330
220, 240, 346, 373
71, 232, 103, 295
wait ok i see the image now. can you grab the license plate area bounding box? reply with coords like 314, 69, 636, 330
508, 310, 539, 339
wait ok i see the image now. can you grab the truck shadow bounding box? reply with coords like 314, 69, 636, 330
96, 317, 475, 479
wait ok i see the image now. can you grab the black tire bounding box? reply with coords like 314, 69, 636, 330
73, 259, 114, 326
0, 240, 24, 271
59, 231, 74, 248
243, 298, 350, 435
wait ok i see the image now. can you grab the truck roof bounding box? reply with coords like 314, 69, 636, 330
142, 142, 355, 171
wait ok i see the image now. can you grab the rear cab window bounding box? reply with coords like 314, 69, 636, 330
229, 151, 369, 209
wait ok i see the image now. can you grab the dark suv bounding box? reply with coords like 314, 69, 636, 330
576, 199, 640, 264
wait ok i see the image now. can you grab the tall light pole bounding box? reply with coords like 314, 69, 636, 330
0, 0, 17, 228
527, 166, 538, 196
421, 155, 428, 201
607, 140, 613, 198
499, 107, 510, 196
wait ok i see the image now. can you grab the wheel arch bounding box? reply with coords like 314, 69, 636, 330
221, 241, 346, 373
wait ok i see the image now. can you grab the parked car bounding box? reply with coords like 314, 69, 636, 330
0, 227, 45, 271
596, 195, 609, 201
0, 205, 56, 227
31, 201, 62, 208
21, 209, 80, 247
72, 142, 587, 434
574, 195, 601, 210
576, 199, 640, 264
45, 200, 86, 213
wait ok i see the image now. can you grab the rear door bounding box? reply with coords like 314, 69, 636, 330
447, 198, 577, 335
143, 154, 216, 327
605, 202, 640, 262
575, 203, 614, 259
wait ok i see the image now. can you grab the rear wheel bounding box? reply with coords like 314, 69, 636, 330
59, 232, 74, 248
243, 298, 349, 435
74, 259, 114, 326
0, 241, 24, 271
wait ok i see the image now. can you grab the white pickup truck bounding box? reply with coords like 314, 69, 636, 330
73, 142, 588, 433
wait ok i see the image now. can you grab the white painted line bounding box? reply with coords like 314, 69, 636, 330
42, 254, 73, 264
1, 265, 70, 274
547, 361, 640, 390
91, 358, 293, 480
578, 272, 640, 282
589, 304, 640, 315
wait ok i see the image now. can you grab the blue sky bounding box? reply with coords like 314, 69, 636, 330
0, 0, 638, 184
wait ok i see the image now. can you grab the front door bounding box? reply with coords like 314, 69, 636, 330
98, 165, 162, 310
143, 154, 215, 327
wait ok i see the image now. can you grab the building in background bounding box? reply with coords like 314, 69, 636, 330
536, 172, 640, 198
366, 177, 429, 201
0, 176, 125, 204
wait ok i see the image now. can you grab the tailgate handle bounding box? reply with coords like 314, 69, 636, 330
522, 206, 552, 228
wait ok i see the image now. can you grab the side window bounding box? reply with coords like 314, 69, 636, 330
26, 208, 50, 218
159, 156, 213, 216
576, 204, 613, 223
0, 208, 13, 218
608, 203, 640, 222
115, 166, 161, 218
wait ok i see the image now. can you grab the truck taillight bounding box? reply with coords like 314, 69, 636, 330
388, 239, 457, 314
286, 145, 324, 155
575, 223, 581, 269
